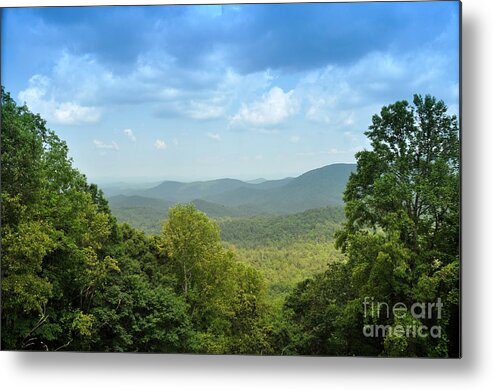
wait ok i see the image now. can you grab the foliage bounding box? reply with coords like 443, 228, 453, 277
160, 204, 270, 354
1, 90, 459, 357
110, 207, 166, 235
285, 95, 460, 357
219, 206, 344, 248
0, 91, 272, 353
0, 90, 189, 352
233, 241, 345, 300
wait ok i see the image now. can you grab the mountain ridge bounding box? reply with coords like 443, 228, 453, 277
107, 163, 356, 218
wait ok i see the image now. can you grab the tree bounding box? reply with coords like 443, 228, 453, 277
160, 204, 270, 354
161, 204, 223, 297
335, 94, 460, 357
337, 95, 459, 257
1, 88, 121, 350
285, 95, 459, 357
1, 88, 190, 352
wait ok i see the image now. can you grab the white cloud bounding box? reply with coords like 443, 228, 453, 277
17, 50, 281, 127
289, 135, 301, 143
18, 74, 101, 125
183, 99, 225, 120
154, 139, 167, 150
53, 102, 100, 125
343, 113, 355, 126
297, 49, 458, 133
231, 86, 298, 127
17, 46, 457, 149
305, 96, 335, 124
18, 74, 50, 101
123, 128, 136, 142
206, 132, 221, 141
20, 51, 279, 125
93, 139, 119, 150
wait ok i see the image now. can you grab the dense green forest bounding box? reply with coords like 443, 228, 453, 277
1, 89, 460, 356
219, 206, 345, 247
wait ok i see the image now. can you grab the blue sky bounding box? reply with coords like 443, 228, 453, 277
1, 2, 460, 183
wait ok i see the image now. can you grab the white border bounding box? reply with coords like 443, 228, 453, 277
2, 0, 492, 389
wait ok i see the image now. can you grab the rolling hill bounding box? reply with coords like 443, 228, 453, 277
219, 206, 346, 247
204, 163, 354, 213
134, 176, 296, 202
139, 178, 248, 202
106, 163, 356, 233
108, 195, 174, 209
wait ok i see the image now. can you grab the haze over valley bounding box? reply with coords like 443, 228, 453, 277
103, 163, 355, 234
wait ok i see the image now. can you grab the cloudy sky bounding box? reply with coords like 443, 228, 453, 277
2, 1, 460, 182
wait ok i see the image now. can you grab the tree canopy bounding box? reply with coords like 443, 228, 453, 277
285, 95, 460, 357
1, 90, 459, 357
0, 89, 269, 354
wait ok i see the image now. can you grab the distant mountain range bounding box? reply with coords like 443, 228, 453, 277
105, 163, 356, 220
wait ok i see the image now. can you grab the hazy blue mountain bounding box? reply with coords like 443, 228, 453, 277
204, 186, 264, 207
139, 178, 249, 202
108, 196, 261, 234
108, 195, 174, 209
246, 178, 267, 184
135, 176, 296, 202
190, 199, 255, 218
252, 177, 294, 190
108, 163, 356, 220
100, 181, 162, 197
204, 163, 355, 213
261, 163, 355, 212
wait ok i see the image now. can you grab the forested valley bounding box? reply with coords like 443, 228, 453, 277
1, 88, 460, 357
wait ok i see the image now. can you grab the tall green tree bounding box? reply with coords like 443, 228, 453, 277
337, 94, 459, 257
285, 95, 460, 357
160, 204, 270, 354
336, 94, 460, 357
1, 89, 190, 352
161, 204, 223, 297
